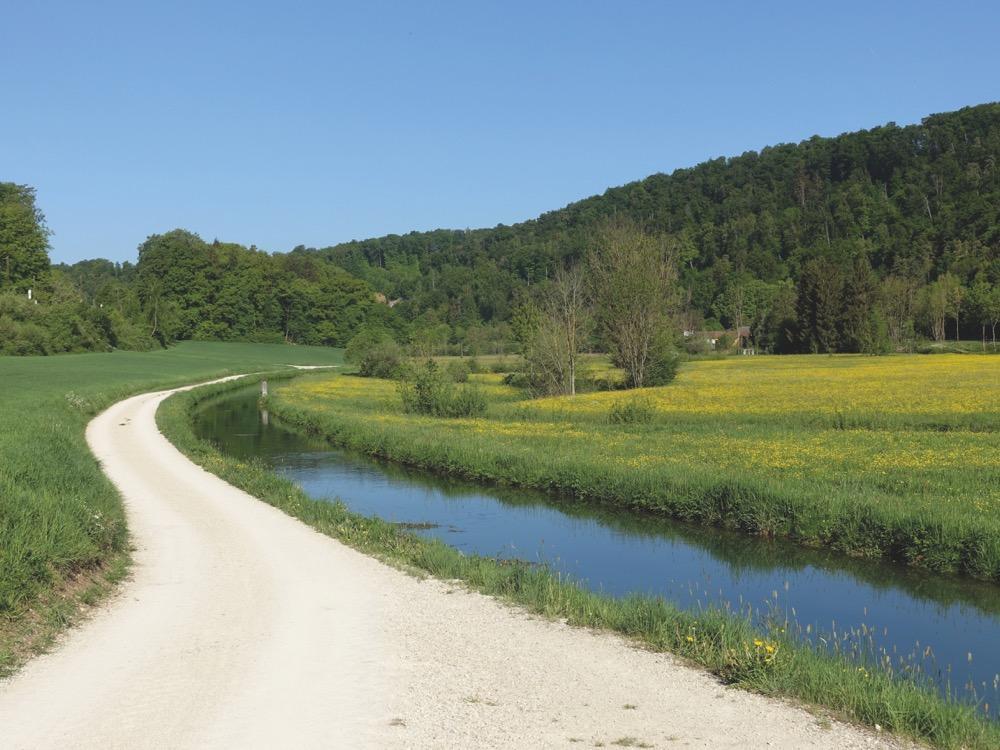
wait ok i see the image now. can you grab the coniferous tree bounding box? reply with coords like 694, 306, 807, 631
797, 258, 844, 353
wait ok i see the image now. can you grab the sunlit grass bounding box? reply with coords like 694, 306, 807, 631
0, 342, 343, 675
527, 353, 1000, 428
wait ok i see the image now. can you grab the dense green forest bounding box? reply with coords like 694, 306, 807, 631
2, 102, 998, 356
311, 102, 1000, 353
0, 216, 384, 355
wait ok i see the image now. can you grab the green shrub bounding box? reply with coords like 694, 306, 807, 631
399, 360, 486, 418
449, 383, 487, 417
359, 341, 404, 378
0, 284, 161, 356
616, 330, 682, 388
346, 326, 404, 378
191, 320, 230, 340
445, 359, 471, 383
0, 315, 50, 355
608, 397, 655, 424
645, 336, 682, 387
683, 336, 711, 355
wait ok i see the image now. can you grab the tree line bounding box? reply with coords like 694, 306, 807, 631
2, 102, 998, 357
0, 207, 393, 355
312, 102, 1000, 354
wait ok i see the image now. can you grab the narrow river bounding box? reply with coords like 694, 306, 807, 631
194, 386, 1000, 716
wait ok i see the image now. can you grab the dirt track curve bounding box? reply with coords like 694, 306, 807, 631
0, 378, 905, 749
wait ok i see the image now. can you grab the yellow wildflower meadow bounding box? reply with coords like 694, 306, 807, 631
275, 353, 1000, 535
525, 354, 998, 423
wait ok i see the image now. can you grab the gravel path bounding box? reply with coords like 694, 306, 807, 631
0, 380, 909, 749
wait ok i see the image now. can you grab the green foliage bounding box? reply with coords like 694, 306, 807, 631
346, 326, 404, 378
683, 335, 712, 355
501, 371, 531, 389
0, 310, 48, 354
7, 104, 1000, 357
0, 270, 160, 355
591, 218, 680, 389
607, 398, 655, 424
398, 360, 486, 418
644, 332, 682, 386
304, 104, 1000, 352
0, 183, 50, 291
796, 258, 844, 353
135, 231, 376, 346
445, 358, 471, 382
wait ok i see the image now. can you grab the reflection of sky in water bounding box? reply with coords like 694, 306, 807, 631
195, 389, 1000, 711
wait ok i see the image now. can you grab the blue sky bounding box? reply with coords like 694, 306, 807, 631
2, 1, 998, 264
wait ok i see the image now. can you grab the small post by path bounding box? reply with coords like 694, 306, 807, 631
261, 380, 268, 397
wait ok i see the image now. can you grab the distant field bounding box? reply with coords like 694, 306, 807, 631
0, 342, 343, 674
533, 354, 999, 429
268, 353, 1000, 580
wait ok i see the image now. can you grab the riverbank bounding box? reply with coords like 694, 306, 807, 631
264, 356, 1000, 581
159, 375, 1000, 749
0, 342, 343, 676
1, 373, 910, 750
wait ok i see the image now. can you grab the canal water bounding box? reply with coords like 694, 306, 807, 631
193, 386, 1000, 714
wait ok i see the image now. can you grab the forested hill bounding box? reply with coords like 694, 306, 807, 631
3, 103, 999, 356
309, 102, 1000, 349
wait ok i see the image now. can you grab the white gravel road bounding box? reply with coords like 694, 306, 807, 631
0, 379, 908, 749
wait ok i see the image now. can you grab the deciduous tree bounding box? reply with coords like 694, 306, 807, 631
589, 219, 680, 388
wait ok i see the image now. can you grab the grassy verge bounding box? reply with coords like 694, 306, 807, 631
262, 356, 1000, 582
158, 377, 1000, 749
0, 341, 342, 676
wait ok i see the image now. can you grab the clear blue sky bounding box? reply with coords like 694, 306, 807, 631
2, 1, 998, 264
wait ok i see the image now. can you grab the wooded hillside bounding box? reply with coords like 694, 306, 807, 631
3, 102, 998, 355
311, 102, 1000, 351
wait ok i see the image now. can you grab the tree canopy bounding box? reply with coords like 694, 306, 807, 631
3, 102, 999, 356
0, 183, 50, 291
306, 102, 1000, 351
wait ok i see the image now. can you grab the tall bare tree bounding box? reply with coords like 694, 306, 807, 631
523, 264, 589, 396
588, 218, 680, 388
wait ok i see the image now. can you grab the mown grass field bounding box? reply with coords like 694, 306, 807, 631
267, 353, 1000, 580
159, 374, 1000, 750
0, 342, 343, 674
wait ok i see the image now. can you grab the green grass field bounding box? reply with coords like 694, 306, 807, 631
0, 342, 343, 673
266, 353, 1000, 580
